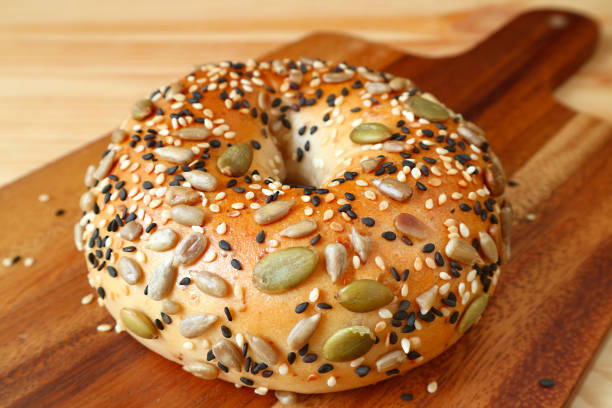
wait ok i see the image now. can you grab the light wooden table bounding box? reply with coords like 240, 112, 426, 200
0, 1, 610, 406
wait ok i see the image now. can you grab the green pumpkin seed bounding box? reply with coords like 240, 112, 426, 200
253, 247, 318, 293
120, 308, 157, 339
322, 326, 375, 362
407, 96, 449, 121
458, 294, 489, 334
336, 279, 393, 312
131, 99, 154, 120
349, 123, 392, 144
217, 143, 253, 177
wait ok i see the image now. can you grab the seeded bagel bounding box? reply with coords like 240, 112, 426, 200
76, 58, 511, 395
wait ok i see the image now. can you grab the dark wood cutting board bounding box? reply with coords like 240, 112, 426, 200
1, 8, 611, 408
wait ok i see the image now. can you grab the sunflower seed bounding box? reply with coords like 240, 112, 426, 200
245, 333, 279, 366
117, 256, 142, 285
173, 232, 207, 265
287, 313, 321, 350
179, 314, 218, 338
165, 186, 201, 206
388, 77, 412, 91
325, 243, 347, 283
93, 149, 116, 180
372, 178, 413, 202
459, 294, 489, 334
79, 191, 95, 212
217, 143, 253, 177
120, 221, 143, 241
146, 228, 178, 251
365, 81, 391, 95
375, 350, 406, 372
394, 213, 428, 240
192, 270, 228, 298
322, 71, 354, 83
485, 157, 506, 196
457, 121, 486, 146
175, 126, 210, 141
407, 96, 449, 121
147, 258, 175, 300
322, 326, 375, 362
349, 227, 371, 262
336, 279, 393, 312
154, 146, 195, 164
74, 222, 84, 251
254, 200, 295, 225
161, 299, 180, 314
445, 238, 482, 265
360, 156, 384, 173
280, 219, 317, 238
415, 285, 439, 314
383, 141, 406, 152
131, 99, 154, 120
111, 129, 127, 143
253, 247, 318, 293
120, 308, 157, 339
274, 390, 297, 405
84, 164, 96, 187
479, 231, 499, 263
349, 122, 392, 144
171, 205, 205, 226
212, 339, 242, 370
183, 362, 218, 379
182, 170, 218, 192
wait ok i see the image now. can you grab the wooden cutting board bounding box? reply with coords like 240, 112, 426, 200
1, 8, 610, 408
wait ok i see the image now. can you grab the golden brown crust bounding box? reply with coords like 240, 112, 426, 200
76, 58, 509, 394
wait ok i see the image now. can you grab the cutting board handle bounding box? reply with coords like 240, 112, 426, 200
387, 9, 599, 117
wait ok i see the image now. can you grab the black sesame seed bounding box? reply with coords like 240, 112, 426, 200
230, 259, 242, 270
295, 302, 309, 313
355, 365, 370, 377
310, 234, 321, 245
240, 377, 254, 386
390, 267, 400, 281
97, 287, 105, 299
161, 312, 172, 324
224, 307, 232, 321
400, 393, 413, 401
219, 240, 231, 251
382, 231, 396, 241
207, 350, 215, 361
154, 319, 164, 330
179, 277, 191, 285
298, 344, 309, 356
303, 353, 317, 363
318, 364, 334, 373
221, 325, 232, 338
422, 243, 435, 253
107, 266, 118, 278
255, 230, 265, 243
361, 217, 375, 227
416, 181, 427, 191
316, 302, 332, 310
450, 311, 459, 324
539, 378, 555, 388
435, 252, 445, 266
217, 362, 229, 373
262, 370, 273, 378
406, 351, 421, 360
287, 352, 296, 364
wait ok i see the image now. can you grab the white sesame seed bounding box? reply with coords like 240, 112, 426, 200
309, 288, 320, 302
183, 341, 194, 350
97, 324, 112, 332
81, 293, 94, 305
24, 257, 35, 267
38, 193, 50, 202
327, 376, 337, 387
254, 387, 268, 395
401, 338, 411, 353
278, 363, 289, 375
427, 381, 438, 393
378, 308, 393, 319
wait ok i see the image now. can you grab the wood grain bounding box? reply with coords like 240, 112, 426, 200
0, 8, 611, 408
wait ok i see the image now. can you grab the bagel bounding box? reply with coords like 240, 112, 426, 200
76, 58, 511, 396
